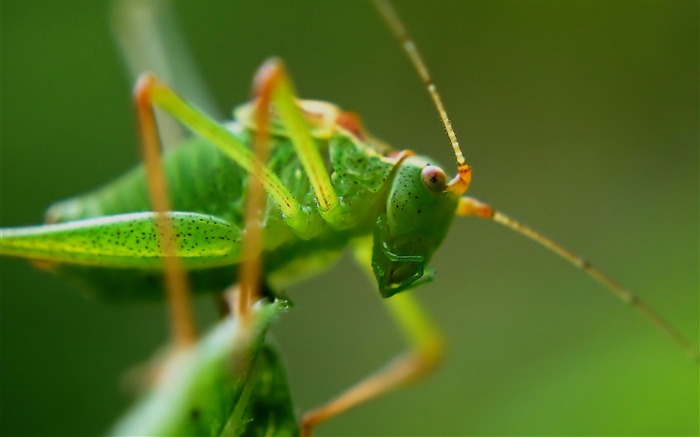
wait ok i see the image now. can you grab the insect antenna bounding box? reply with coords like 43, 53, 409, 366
457, 198, 699, 362
374, 1, 698, 362
372, 0, 471, 194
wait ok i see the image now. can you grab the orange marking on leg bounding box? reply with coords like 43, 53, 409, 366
133, 73, 197, 348
236, 73, 273, 324
300, 338, 443, 437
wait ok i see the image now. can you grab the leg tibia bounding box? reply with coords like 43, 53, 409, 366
252, 59, 351, 229
299, 237, 445, 436
133, 73, 320, 239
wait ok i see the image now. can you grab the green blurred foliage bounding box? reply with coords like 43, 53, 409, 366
1, 1, 697, 436
110, 303, 297, 437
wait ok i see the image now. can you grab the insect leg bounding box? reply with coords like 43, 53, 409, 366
0, 212, 242, 269
300, 237, 444, 436
457, 196, 700, 362
234, 62, 277, 324
111, 1, 222, 151
134, 76, 197, 348
252, 59, 349, 229
132, 74, 312, 238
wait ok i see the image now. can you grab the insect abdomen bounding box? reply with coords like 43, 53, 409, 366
46, 135, 247, 226
42, 123, 395, 300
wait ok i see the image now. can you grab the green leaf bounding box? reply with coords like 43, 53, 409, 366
110, 301, 298, 437
223, 343, 299, 437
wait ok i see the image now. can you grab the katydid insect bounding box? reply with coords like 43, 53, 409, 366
3, 1, 694, 432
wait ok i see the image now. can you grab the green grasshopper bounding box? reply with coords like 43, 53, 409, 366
1, 1, 700, 434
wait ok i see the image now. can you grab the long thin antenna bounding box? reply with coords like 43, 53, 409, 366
372, 0, 471, 194
457, 197, 700, 362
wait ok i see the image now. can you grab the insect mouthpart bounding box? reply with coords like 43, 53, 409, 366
390, 262, 417, 283
371, 215, 439, 298
377, 258, 435, 298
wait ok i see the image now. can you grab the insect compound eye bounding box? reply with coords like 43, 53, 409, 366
421, 164, 447, 193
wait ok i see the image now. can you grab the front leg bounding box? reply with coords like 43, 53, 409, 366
300, 236, 444, 436
133, 73, 312, 237
252, 59, 351, 229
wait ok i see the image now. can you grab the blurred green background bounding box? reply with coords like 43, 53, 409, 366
2, 1, 698, 436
